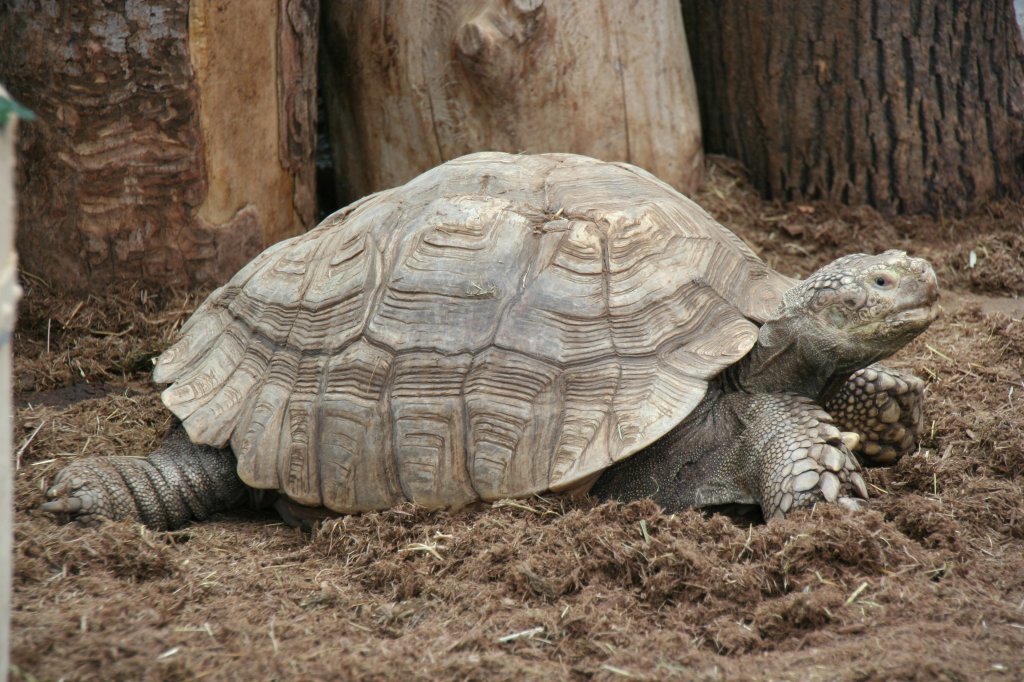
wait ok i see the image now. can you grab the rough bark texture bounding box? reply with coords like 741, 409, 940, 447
0, 0, 318, 290
322, 0, 703, 205
682, 0, 1024, 216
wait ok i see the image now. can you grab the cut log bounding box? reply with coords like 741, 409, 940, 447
322, 0, 703, 205
682, 0, 1024, 216
0, 0, 318, 289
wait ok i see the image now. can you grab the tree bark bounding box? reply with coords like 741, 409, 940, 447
322, 0, 703, 205
0, 0, 318, 290
682, 0, 1024, 216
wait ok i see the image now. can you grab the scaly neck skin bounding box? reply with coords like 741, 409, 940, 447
722, 316, 866, 403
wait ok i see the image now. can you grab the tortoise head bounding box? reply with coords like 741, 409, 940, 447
780, 250, 939, 367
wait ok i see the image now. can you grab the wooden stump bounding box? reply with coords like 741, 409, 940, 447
322, 0, 703, 205
683, 0, 1024, 216
0, 0, 318, 289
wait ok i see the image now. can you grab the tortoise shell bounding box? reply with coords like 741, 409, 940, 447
154, 152, 793, 512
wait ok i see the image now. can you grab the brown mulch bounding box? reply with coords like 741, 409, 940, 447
10, 160, 1024, 681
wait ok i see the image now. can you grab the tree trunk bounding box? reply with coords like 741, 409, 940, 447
682, 0, 1024, 216
322, 0, 703, 205
0, 0, 318, 290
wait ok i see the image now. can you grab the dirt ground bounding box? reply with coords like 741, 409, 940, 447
10, 160, 1024, 681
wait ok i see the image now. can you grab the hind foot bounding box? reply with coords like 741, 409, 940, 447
41, 425, 245, 530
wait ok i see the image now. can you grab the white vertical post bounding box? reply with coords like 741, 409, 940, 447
0, 84, 24, 682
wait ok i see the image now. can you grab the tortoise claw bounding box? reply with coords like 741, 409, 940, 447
39, 494, 106, 527
40, 497, 83, 513
837, 496, 866, 512
38, 460, 127, 526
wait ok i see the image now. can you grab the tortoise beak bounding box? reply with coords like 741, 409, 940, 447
890, 258, 939, 328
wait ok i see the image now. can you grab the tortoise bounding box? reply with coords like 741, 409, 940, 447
41, 152, 939, 529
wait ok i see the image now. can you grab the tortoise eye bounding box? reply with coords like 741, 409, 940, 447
873, 274, 895, 289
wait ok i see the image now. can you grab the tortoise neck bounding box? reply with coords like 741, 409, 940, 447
723, 316, 852, 401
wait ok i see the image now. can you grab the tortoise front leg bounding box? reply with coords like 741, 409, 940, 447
825, 365, 926, 466
731, 393, 869, 519
591, 392, 868, 520
40, 424, 247, 530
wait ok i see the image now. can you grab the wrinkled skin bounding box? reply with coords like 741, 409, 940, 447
593, 250, 939, 519
43, 251, 939, 528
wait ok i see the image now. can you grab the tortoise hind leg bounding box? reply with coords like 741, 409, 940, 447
41, 424, 247, 530
825, 364, 925, 466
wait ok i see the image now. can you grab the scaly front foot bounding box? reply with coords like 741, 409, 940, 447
826, 365, 925, 466
754, 394, 869, 520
